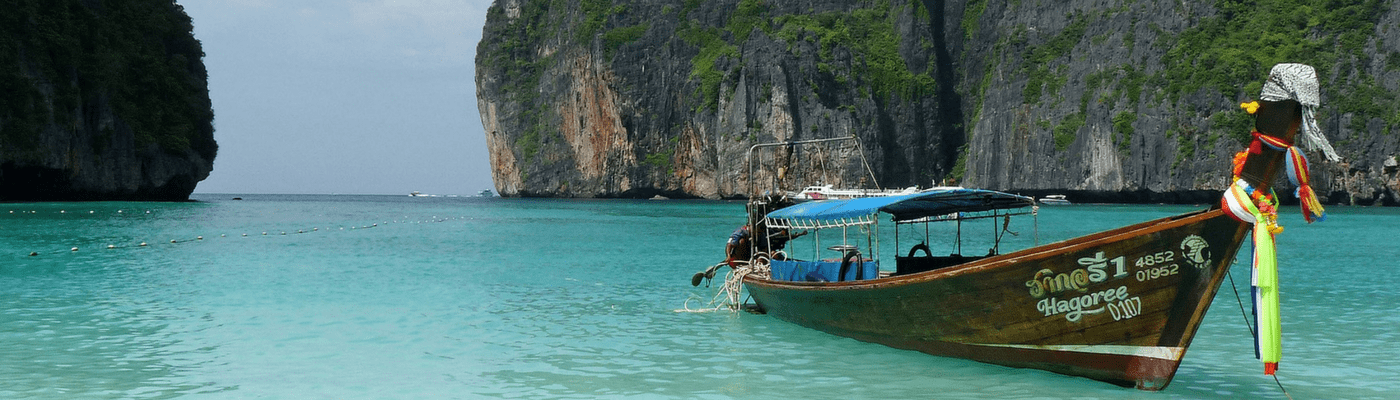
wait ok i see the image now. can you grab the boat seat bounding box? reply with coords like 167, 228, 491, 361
770, 259, 879, 282
895, 255, 982, 276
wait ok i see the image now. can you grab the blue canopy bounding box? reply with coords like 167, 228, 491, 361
765, 188, 1034, 226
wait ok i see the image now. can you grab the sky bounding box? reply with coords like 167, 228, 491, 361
180, 0, 496, 195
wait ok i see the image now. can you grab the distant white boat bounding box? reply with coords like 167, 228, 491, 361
477, 190, 494, 197
788, 184, 931, 202
1039, 194, 1071, 205
409, 191, 436, 197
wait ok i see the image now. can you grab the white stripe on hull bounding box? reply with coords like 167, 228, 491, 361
970, 343, 1186, 361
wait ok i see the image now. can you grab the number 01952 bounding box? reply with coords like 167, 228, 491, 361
1135, 251, 1179, 282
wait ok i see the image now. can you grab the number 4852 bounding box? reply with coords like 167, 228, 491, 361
1135, 251, 1174, 267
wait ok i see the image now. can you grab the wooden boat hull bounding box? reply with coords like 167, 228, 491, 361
744, 208, 1247, 390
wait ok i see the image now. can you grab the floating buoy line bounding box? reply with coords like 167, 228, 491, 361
7, 208, 474, 260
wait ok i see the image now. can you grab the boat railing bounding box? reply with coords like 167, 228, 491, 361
743, 135, 879, 199
765, 215, 877, 230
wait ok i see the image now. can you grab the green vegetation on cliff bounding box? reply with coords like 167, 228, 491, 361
1053, 112, 1085, 152
0, 0, 215, 159
476, 0, 1400, 203
1022, 15, 1086, 106
480, 0, 562, 164
673, 0, 937, 111
678, 25, 739, 111
770, 1, 937, 101
1157, 0, 1396, 134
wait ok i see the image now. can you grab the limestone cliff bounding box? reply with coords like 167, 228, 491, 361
0, 0, 216, 201
477, 0, 1399, 205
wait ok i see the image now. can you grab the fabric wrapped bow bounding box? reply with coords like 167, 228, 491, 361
1221, 178, 1283, 375
1224, 63, 1341, 376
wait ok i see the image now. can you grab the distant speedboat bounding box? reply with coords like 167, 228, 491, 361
410, 191, 423, 197
1040, 194, 1071, 205
477, 190, 493, 197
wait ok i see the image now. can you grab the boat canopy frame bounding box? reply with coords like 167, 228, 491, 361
764, 188, 1036, 230
760, 188, 1038, 273
744, 136, 880, 199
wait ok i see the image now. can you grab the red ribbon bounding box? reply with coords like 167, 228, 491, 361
1244, 132, 1326, 223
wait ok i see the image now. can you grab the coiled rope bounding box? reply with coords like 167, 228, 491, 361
678, 256, 771, 313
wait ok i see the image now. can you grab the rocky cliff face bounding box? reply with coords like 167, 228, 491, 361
477, 0, 1399, 205
0, 0, 216, 201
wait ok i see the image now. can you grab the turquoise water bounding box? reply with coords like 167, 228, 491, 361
2, 194, 1397, 399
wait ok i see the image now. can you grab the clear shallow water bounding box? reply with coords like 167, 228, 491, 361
2, 194, 1396, 399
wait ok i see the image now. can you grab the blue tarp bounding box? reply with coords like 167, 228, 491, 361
770, 259, 879, 282
766, 188, 1034, 223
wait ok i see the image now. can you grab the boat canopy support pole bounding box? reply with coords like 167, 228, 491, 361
1034, 207, 1040, 246
956, 217, 962, 256
870, 221, 877, 267
991, 212, 997, 255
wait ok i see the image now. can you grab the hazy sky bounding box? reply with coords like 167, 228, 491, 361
181, 0, 496, 195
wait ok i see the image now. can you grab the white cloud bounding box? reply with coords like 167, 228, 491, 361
345, 0, 492, 68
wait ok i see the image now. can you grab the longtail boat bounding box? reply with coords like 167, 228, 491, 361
698, 64, 1331, 390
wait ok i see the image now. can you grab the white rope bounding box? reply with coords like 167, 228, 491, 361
677, 256, 771, 313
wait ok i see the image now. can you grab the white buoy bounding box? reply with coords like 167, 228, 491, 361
242, 233, 248, 237
262, 232, 268, 235
145, 210, 151, 214
28, 252, 38, 256
280, 232, 286, 235
89, 211, 94, 214
107, 245, 115, 249
221, 234, 226, 237
171, 239, 177, 243
140, 242, 148, 247
197, 236, 203, 240
71, 247, 78, 251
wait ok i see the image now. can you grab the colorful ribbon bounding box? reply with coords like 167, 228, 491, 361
1250, 131, 1327, 223
1221, 179, 1283, 375
1251, 207, 1282, 376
